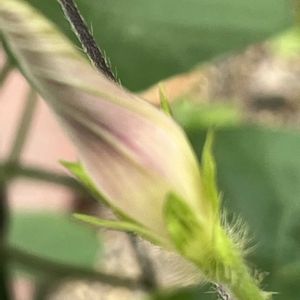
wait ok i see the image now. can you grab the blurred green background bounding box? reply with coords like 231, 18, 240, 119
26, 0, 292, 90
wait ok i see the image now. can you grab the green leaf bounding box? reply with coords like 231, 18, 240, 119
201, 131, 219, 217
8, 213, 100, 269
185, 125, 300, 300
172, 101, 241, 129
270, 26, 300, 58
26, 0, 293, 90
74, 213, 163, 245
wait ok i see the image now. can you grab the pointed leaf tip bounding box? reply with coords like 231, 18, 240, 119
201, 131, 220, 217
159, 85, 173, 116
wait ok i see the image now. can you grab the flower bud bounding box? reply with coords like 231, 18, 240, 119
0, 0, 212, 246
0, 3, 271, 299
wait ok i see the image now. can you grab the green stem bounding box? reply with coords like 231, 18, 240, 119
0, 87, 38, 300
128, 235, 157, 290
8, 89, 38, 162
6, 246, 141, 289
191, 226, 267, 300
213, 230, 267, 300
221, 259, 266, 300
0, 183, 10, 300
0, 60, 12, 88
1, 162, 83, 190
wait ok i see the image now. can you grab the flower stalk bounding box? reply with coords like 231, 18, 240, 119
57, 0, 116, 81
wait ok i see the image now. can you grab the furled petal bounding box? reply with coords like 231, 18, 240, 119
0, 0, 205, 240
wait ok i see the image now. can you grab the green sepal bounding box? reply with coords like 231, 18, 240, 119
163, 192, 205, 255
159, 85, 173, 116
61, 160, 107, 203
74, 213, 163, 246
201, 131, 220, 217
61, 160, 137, 224
163, 192, 222, 274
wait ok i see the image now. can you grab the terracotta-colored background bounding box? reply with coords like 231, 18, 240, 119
0, 53, 78, 213
1, 51, 80, 300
